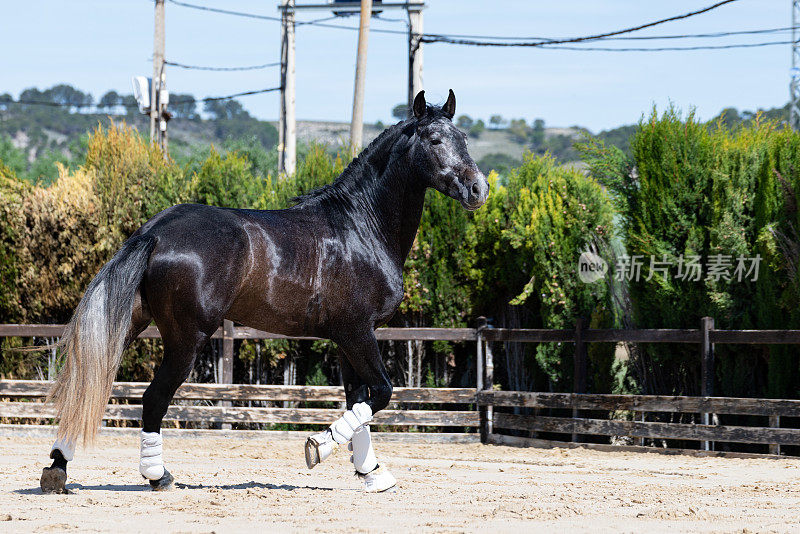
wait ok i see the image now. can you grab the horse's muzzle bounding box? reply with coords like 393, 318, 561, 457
461, 174, 490, 211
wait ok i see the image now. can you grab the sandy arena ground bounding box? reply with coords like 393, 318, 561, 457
1, 431, 799, 533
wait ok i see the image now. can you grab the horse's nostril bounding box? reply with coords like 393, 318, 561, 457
471, 182, 480, 196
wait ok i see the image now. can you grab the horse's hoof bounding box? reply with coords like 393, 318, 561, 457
148, 469, 174, 491
357, 465, 397, 493
40, 466, 68, 494
305, 432, 336, 469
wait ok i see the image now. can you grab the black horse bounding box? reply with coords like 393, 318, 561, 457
40, 90, 489, 494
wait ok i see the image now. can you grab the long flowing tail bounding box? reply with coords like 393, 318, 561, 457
48, 234, 157, 447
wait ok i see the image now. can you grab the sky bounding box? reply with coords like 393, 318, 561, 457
0, 0, 793, 132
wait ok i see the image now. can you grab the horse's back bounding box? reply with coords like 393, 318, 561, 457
138, 203, 322, 337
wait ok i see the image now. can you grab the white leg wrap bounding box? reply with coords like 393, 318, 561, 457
350, 425, 378, 474
304, 402, 373, 469
330, 402, 372, 444
139, 431, 165, 481
51, 436, 76, 462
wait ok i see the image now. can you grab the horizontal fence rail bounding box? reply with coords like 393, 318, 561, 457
0, 381, 479, 429
478, 391, 800, 417
6, 323, 800, 344
480, 390, 799, 453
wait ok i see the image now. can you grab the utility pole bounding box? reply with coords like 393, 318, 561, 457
278, 0, 297, 176
350, 0, 373, 155
791, 0, 800, 130
151, 0, 166, 148
407, 0, 424, 113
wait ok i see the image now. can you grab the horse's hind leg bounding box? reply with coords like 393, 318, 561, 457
41, 291, 152, 494
139, 330, 208, 491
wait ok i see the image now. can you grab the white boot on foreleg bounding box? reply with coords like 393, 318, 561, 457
350, 425, 396, 492
305, 402, 372, 469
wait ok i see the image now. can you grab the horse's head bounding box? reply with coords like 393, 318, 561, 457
409, 90, 489, 211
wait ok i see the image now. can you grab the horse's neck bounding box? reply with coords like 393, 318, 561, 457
355, 156, 427, 266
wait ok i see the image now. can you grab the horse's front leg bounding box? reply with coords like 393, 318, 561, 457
304, 332, 396, 492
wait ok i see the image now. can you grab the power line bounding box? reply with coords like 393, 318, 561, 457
603, 25, 796, 41
167, 0, 751, 47
197, 86, 281, 102
539, 40, 794, 52
165, 60, 280, 71
422, 26, 797, 43
421, 0, 741, 46
167, 0, 366, 28
167, 0, 410, 35
166, 0, 281, 22
2, 86, 282, 110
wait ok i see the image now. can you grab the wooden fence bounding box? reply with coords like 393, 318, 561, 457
2, 319, 800, 455
0, 380, 478, 431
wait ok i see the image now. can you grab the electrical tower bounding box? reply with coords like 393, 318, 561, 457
792, 0, 800, 130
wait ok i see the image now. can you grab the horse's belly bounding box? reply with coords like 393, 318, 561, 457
226, 278, 319, 337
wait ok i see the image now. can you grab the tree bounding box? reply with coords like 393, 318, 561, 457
0, 93, 11, 112
508, 118, 529, 143
489, 115, 505, 129
120, 94, 138, 117
469, 119, 485, 139
171, 94, 198, 120
713, 107, 742, 129
456, 115, 473, 130
476, 152, 520, 175
42, 84, 93, 111
204, 99, 248, 121
392, 104, 408, 121
19, 87, 45, 104
530, 118, 545, 147
99, 91, 121, 112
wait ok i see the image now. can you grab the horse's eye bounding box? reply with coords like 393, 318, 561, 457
430, 138, 442, 145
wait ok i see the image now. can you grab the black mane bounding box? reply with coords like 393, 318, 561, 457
291, 105, 449, 207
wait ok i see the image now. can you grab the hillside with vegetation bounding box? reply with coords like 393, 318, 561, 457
4, 84, 791, 186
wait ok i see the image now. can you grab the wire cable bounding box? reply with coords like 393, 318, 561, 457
166, 0, 282, 22
165, 60, 280, 71
197, 86, 281, 102
420, 25, 797, 43
421, 0, 742, 46
168, 0, 744, 46
2, 86, 282, 110
167, 0, 411, 35
539, 39, 794, 52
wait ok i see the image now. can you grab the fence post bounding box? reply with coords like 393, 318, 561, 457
221, 319, 234, 430
769, 415, 781, 455
700, 316, 715, 451
572, 317, 588, 443
477, 316, 488, 444
476, 317, 485, 392
485, 324, 494, 437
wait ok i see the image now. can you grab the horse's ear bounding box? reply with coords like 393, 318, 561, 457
413, 90, 427, 119
442, 89, 456, 119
